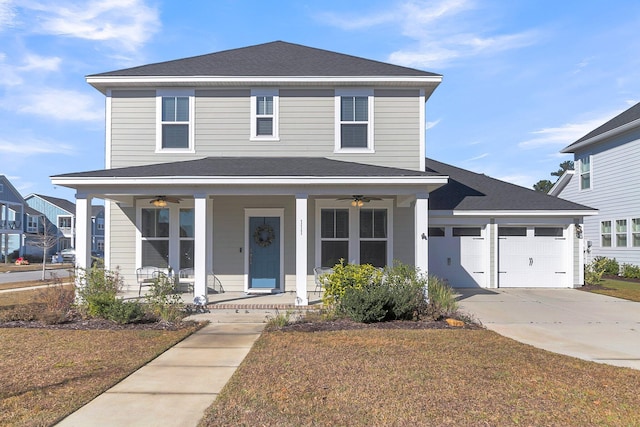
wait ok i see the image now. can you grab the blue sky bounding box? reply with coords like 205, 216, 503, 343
2, 0, 640, 203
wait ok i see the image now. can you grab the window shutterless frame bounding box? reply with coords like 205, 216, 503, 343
334, 89, 374, 153
250, 89, 279, 141
156, 89, 195, 153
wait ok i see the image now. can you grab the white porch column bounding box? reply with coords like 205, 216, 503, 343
193, 194, 208, 299
295, 193, 309, 306
75, 193, 92, 271
414, 192, 429, 281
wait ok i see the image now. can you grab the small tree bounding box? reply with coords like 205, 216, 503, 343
533, 179, 553, 193
551, 160, 574, 178
27, 216, 59, 281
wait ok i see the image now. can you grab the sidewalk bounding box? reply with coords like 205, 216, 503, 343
56, 309, 271, 427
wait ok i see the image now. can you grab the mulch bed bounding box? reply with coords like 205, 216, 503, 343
273, 317, 481, 333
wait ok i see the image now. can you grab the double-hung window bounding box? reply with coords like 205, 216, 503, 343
251, 89, 279, 140
26, 215, 38, 233
141, 208, 170, 268
359, 209, 387, 267
335, 90, 373, 151
157, 91, 194, 151
632, 218, 640, 247
320, 209, 349, 268
580, 156, 591, 190
616, 219, 627, 247
601, 221, 612, 247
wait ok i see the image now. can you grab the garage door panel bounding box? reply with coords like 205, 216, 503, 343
429, 233, 486, 288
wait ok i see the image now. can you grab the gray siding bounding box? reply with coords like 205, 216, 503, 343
0, 177, 24, 205
558, 132, 640, 266
108, 202, 136, 289
109, 88, 423, 170
393, 205, 415, 266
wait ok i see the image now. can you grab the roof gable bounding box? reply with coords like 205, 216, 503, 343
25, 194, 75, 215
562, 101, 640, 153
89, 41, 441, 79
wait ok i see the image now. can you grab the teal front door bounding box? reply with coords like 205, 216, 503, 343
249, 216, 280, 290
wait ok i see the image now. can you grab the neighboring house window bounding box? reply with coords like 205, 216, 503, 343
179, 208, 194, 270
616, 219, 627, 247
250, 90, 279, 140
580, 156, 591, 190
26, 216, 38, 233
141, 208, 169, 268
632, 218, 640, 247
320, 209, 349, 268
359, 209, 387, 267
96, 219, 104, 230
156, 91, 194, 151
59, 238, 71, 251
58, 216, 72, 230
601, 221, 612, 247
335, 90, 373, 152
97, 241, 105, 251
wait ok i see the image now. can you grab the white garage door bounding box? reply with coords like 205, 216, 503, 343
429, 226, 487, 288
498, 226, 568, 287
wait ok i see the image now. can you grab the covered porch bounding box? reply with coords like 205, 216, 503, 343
52, 157, 447, 306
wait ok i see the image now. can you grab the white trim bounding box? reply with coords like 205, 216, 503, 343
155, 89, 195, 153
250, 89, 279, 141
334, 89, 374, 153
561, 117, 640, 153
548, 170, 574, 196
244, 208, 285, 293
314, 198, 394, 268
105, 90, 112, 169
419, 89, 426, 172
104, 200, 111, 269
295, 194, 308, 306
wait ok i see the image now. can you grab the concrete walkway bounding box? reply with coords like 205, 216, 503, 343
56, 310, 271, 427
457, 288, 640, 370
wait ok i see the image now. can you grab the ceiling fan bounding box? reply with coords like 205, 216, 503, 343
337, 195, 382, 207
149, 196, 182, 207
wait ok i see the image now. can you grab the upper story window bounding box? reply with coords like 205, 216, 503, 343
335, 90, 374, 152
26, 215, 38, 233
579, 156, 591, 190
96, 219, 104, 230
616, 219, 627, 247
58, 216, 72, 229
632, 218, 640, 247
250, 89, 279, 141
156, 90, 194, 152
601, 221, 612, 247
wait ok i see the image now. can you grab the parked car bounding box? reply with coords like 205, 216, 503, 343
60, 248, 75, 263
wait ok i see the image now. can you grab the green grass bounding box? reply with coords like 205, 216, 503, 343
586, 278, 640, 302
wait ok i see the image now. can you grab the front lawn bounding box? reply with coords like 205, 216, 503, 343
584, 277, 640, 302
201, 328, 640, 426
0, 326, 199, 427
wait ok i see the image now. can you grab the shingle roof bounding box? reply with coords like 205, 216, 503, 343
425, 158, 594, 211
89, 41, 440, 78
31, 194, 76, 214
562, 101, 640, 152
54, 157, 443, 179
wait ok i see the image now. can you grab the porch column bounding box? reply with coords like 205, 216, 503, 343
193, 194, 208, 299
75, 193, 92, 270
295, 193, 308, 306
414, 192, 429, 283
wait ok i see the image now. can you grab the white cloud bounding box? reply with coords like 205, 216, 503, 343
495, 174, 534, 189
463, 153, 488, 162
320, 0, 538, 68
426, 118, 441, 130
19, 53, 61, 72
13, 88, 103, 122
24, 0, 160, 52
517, 108, 630, 149
0, 0, 15, 30
0, 137, 74, 156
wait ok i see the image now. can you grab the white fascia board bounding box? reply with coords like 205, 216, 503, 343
51, 176, 449, 187
548, 170, 574, 196
561, 118, 640, 153
439, 209, 598, 217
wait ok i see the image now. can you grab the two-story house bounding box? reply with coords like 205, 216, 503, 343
52, 41, 595, 304
551, 102, 640, 267
0, 175, 25, 261
25, 194, 76, 254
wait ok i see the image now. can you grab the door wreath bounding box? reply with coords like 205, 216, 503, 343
254, 224, 275, 247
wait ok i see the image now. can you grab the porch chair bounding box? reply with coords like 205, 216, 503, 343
136, 266, 159, 296
177, 268, 195, 293
313, 267, 332, 294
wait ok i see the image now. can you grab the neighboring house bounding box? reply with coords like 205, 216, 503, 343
0, 175, 24, 261
551, 102, 640, 267
24, 194, 76, 253
51, 41, 595, 303
92, 205, 105, 254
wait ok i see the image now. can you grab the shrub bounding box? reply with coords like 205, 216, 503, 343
592, 256, 619, 276
145, 273, 184, 323
322, 260, 383, 307
621, 263, 640, 279
426, 276, 458, 320
383, 262, 429, 320
105, 299, 146, 324
338, 282, 391, 323
584, 260, 604, 286
37, 283, 75, 324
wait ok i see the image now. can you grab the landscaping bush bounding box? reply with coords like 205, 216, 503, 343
584, 260, 605, 286
144, 273, 184, 323
592, 256, 619, 276
621, 263, 640, 279
38, 282, 75, 324
339, 282, 391, 323
104, 299, 146, 324
383, 262, 429, 320
426, 275, 458, 320
321, 260, 383, 307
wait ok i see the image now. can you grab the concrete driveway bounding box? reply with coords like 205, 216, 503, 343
457, 288, 640, 370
